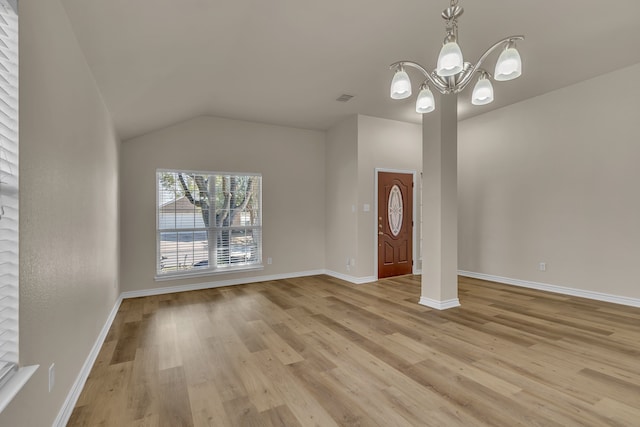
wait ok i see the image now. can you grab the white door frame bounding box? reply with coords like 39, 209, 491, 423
374, 168, 419, 280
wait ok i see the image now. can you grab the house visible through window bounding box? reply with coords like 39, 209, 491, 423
156, 170, 262, 277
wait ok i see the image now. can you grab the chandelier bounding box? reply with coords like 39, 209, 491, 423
389, 0, 524, 113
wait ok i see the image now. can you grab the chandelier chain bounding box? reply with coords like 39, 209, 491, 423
446, 16, 458, 39
445, 0, 460, 36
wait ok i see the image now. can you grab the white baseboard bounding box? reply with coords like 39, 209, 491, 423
121, 269, 326, 299
458, 270, 640, 308
122, 269, 379, 301
418, 296, 461, 310
53, 294, 123, 427
324, 271, 376, 285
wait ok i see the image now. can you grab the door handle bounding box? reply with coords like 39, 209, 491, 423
378, 231, 384, 235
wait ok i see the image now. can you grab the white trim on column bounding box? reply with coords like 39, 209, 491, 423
459, 270, 640, 308
419, 296, 461, 310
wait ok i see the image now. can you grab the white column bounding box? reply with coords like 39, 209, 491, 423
420, 94, 460, 310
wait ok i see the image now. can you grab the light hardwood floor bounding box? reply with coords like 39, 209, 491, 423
68, 275, 640, 426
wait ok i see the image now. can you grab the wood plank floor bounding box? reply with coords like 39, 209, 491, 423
68, 275, 640, 426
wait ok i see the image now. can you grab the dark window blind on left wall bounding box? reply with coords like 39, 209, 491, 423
0, 0, 18, 390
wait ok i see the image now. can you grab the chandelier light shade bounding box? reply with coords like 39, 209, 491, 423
437, 40, 464, 77
494, 42, 522, 81
389, 0, 523, 113
471, 72, 494, 105
416, 85, 436, 113
390, 67, 412, 99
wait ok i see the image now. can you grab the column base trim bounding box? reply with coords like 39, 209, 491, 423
419, 296, 461, 310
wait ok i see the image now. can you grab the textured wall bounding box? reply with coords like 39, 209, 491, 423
324, 115, 421, 279
356, 115, 421, 278
325, 116, 358, 275
120, 116, 326, 293
458, 63, 640, 299
0, 0, 120, 425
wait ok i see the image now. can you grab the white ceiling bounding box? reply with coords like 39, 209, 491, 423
60, 0, 640, 141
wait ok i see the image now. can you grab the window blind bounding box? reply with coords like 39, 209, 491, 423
0, 0, 18, 390
157, 170, 262, 277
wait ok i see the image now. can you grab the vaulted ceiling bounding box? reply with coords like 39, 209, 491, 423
60, 0, 640, 141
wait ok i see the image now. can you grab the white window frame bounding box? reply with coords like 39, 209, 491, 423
0, 0, 37, 414
155, 169, 263, 280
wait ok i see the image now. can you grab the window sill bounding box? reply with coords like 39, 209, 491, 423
154, 265, 264, 282
0, 365, 38, 414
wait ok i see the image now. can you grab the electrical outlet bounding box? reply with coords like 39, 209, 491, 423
267, 257, 272, 265
49, 363, 55, 392
539, 262, 547, 272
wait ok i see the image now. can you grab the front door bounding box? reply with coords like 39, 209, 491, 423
377, 172, 413, 279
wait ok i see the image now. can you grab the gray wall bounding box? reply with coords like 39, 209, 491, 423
458, 63, 640, 300
325, 114, 422, 279
120, 116, 326, 293
0, 0, 121, 425
325, 116, 359, 275
5, 2, 640, 422
356, 115, 422, 278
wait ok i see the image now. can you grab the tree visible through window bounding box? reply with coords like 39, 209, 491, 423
157, 170, 262, 276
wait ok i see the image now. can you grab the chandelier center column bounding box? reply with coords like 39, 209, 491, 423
420, 93, 460, 310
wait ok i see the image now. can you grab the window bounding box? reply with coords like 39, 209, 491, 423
0, 0, 18, 391
156, 170, 262, 278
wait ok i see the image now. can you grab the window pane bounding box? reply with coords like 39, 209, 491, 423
158, 172, 176, 229
244, 176, 261, 226
245, 228, 261, 263
159, 172, 211, 230
216, 229, 231, 266
230, 229, 249, 265
159, 232, 178, 272
174, 204, 203, 229
176, 231, 207, 270
159, 231, 209, 273
232, 228, 258, 264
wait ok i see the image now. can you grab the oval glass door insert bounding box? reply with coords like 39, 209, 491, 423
388, 185, 403, 236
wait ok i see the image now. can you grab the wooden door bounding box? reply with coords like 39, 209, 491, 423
378, 172, 413, 279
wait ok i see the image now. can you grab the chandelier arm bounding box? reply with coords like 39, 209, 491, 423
456, 35, 525, 91
390, 60, 448, 93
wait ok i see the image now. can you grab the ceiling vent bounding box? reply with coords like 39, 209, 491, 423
336, 94, 354, 102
